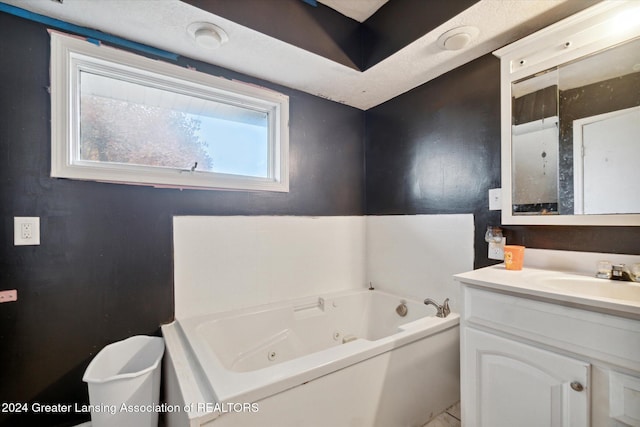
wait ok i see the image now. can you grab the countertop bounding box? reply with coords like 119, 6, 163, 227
455, 264, 640, 319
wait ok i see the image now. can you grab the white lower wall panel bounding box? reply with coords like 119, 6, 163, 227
174, 216, 366, 319
174, 214, 474, 319
365, 214, 474, 313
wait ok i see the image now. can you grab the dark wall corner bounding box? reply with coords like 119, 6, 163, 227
365, 54, 502, 270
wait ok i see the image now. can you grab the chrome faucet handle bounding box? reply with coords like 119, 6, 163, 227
441, 298, 450, 318
612, 264, 633, 282
424, 297, 450, 318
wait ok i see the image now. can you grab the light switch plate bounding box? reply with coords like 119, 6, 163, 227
489, 188, 502, 211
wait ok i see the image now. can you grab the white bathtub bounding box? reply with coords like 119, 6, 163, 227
162, 289, 460, 427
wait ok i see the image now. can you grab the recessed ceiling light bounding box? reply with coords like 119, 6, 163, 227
437, 26, 479, 51
187, 22, 228, 50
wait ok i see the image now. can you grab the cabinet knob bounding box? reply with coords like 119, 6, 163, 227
570, 381, 584, 392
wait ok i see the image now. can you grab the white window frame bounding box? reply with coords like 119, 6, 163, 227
50, 31, 289, 192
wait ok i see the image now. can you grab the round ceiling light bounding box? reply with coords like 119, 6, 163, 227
437, 26, 479, 51
187, 22, 228, 50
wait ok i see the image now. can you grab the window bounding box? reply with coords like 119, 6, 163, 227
50, 32, 289, 192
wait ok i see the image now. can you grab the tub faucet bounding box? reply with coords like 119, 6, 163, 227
424, 298, 450, 318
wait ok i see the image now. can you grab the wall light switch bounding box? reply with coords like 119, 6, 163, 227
489, 188, 502, 211
14, 217, 40, 246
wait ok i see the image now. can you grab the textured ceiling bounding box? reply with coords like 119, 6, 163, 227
317, 0, 388, 22
2, 0, 598, 110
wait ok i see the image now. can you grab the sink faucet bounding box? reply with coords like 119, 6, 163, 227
611, 264, 634, 282
598, 262, 636, 282
424, 298, 450, 318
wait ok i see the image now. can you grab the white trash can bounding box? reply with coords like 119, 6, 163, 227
83, 335, 165, 427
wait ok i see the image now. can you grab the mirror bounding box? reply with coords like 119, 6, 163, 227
511, 36, 640, 219
495, 1, 640, 225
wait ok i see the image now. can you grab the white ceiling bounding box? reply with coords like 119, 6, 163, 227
317, 0, 388, 22
3, 0, 593, 110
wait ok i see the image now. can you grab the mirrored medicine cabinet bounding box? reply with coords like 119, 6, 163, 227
494, 1, 640, 226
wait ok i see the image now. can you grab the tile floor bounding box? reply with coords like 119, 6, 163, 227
422, 401, 461, 427
77, 402, 461, 426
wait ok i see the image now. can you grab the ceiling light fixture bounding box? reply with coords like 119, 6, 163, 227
187, 22, 228, 50
437, 26, 479, 51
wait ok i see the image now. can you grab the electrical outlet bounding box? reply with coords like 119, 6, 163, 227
14, 217, 40, 246
488, 237, 505, 260
0, 290, 17, 303
21, 223, 33, 239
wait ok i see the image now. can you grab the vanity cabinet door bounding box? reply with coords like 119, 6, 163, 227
463, 327, 590, 427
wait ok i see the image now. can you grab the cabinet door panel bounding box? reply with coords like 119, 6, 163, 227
463, 328, 590, 427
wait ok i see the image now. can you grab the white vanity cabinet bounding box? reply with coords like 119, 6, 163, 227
464, 327, 589, 427
455, 266, 640, 427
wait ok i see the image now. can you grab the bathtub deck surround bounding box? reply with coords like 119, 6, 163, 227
163, 289, 460, 426
177, 289, 458, 402
165, 214, 472, 426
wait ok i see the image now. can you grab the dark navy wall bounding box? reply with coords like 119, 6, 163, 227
365, 53, 640, 265
365, 54, 502, 268
0, 12, 364, 426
